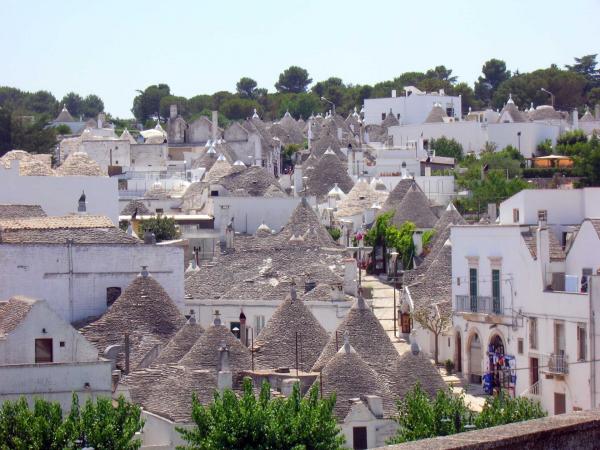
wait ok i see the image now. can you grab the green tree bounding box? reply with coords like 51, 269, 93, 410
178, 378, 344, 450
312, 77, 346, 110
275, 66, 312, 94
60, 92, 84, 117
475, 391, 545, 429
452, 82, 481, 115
132, 84, 171, 122
536, 139, 553, 157
25, 90, 59, 116
430, 137, 463, 161
220, 97, 261, 120
556, 129, 587, 148
425, 65, 457, 84
365, 212, 415, 269
557, 134, 600, 186
55, 124, 72, 135
566, 54, 600, 91
0, 394, 143, 450
474, 59, 511, 105
139, 216, 179, 242
9, 114, 58, 154
387, 385, 471, 444
277, 92, 322, 119
81, 94, 104, 118
236, 77, 259, 99
412, 305, 450, 364
159, 95, 189, 120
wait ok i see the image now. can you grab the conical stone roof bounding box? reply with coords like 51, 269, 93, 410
56, 151, 106, 176
425, 103, 448, 123
253, 289, 329, 371
312, 297, 400, 386
314, 335, 396, 420
380, 178, 413, 214
382, 110, 400, 127
389, 182, 437, 229
393, 341, 447, 398
278, 197, 335, 247
178, 314, 252, 385
153, 317, 204, 365
55, 105, 75, 122
81, 273, 186, 370
305, 151, 354, 200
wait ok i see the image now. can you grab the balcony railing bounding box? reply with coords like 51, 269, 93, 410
520, 380, 541, 397
455, 295, 504, 315
541, 353, 569, 375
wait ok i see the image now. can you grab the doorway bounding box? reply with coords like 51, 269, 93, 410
455, 332, 462, 373
554, 393, 566, 415
469, 333, 482, 383
400, 313, 411, 334
352, 427, 367, 450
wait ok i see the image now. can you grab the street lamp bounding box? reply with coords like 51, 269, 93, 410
390, 251, 399, 338
517, 131, 521, 155
320, 96, 336, 115
540, 88, 555, 108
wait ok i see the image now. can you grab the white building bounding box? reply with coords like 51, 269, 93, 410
363, 87, 462, 126
452, 188, 600, 415
0, 159, 120, 224
0, 215, 184, 323
0, 296, 112, 410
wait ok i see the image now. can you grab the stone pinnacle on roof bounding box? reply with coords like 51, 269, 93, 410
54, 105, 75, 122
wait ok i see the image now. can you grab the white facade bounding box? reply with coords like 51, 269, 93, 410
340, 399, 398, 449
185, 298, 353, 335
0, 244, 184, 323
451, 188, 600, 415
363, 89, 461, 125
212, 196, 303, 235
387, 121, 561, 158
0, 299, 112, 410
0, 162, 119, 224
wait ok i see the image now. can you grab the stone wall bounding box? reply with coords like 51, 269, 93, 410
376, 410, 600, 450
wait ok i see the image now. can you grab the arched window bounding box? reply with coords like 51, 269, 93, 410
106, 287, 122, 307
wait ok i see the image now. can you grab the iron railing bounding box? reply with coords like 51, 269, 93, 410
455, 295, 504, 315
541, 353, 569, 375
520, 380, 541, 397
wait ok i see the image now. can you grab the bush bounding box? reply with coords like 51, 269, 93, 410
327, 227, 342, 241
444, 359, 455, 374
138, 216, 179, 242
522, 167, 574, 178
475, 391, 546, 429
430, 137, 463, 161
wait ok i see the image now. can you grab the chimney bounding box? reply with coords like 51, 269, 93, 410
343, 258, 358, 296
281, 378, 300, 397
213, 309, 222, 326
572, 109, 579, 129
595, 104, 600, 120
487, 203, 498, 221
294, 165, 304, 196
362, 395, 384, 418
337, 127, 343, 140
424, 166, 432, 177
332, 284, 344, 301
536, 222, 550, 288
77, 191, 86, 213
211, 111, 218, 142
143, 231, 156, 244
140, 266, 149, 278
98, 113, 105, 129
217, 340, 233, 392
254, 137, 262, 167
239, 310, 247, 346
170, 104, 178, 120
391, 89, 397, 98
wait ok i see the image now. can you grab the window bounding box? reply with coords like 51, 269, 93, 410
469, 268, 478, 311
35, 338, 53, 363
518, 338, 524, 354
512, 208, 520, 223
106, 287, 122, 307
155, 208, 164, 214
255, 315, 266, 335
59, 341, 65, 347
230, 322, 241, 339
581, 268, 593, 293
210, 190, 219, 197
492, 269, 501, 314
397, 113, 401, 120
529, 317, 538, 350
381, 113, 386, 121
537, 210, 547, 222
554, 321, 566, 356
577, 323, 587, 361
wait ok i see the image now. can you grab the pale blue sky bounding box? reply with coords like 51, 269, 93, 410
2, 0, 599, 117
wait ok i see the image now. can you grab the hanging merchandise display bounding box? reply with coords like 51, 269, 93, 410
483, 335, 516, 396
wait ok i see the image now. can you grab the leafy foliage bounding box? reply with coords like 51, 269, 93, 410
275, 66, 312, 94
388, 384, 546, 445
327, 227, 342, 241
138, 215, 180, 242
132, 83, 171, 122
0, 113, 58, 156
177, 378, 344, 450
430, 137, 463, 161
236, 77, 259, 99
456, 148, 529, 213
364, 212, 415, 269
387, 384, 471, 444
556, 133, 600, 186
475, 391, 546, 429
0, 394, 143, 450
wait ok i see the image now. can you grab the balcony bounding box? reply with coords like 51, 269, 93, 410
455, 295, 504, 315
541, 353, 569, 375
521, 380, 541, 398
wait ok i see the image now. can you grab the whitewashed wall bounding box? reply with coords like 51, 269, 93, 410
0, 163, 119, 224
0, 244, 184, 322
